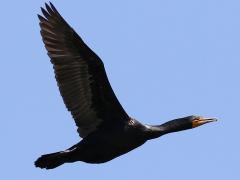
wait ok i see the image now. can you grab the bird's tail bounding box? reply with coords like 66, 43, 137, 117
35, 151, 69, 169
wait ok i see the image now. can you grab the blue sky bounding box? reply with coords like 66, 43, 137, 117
1, 0, 239, 179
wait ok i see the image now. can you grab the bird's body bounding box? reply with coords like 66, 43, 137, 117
66, 119, 147, 164
37, 118, 148, 168
35, 2, 217, 169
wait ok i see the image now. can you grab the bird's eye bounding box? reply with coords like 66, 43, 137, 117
194, 117, 200, 121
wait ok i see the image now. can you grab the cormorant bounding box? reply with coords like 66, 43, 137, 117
35, 2, 217, 169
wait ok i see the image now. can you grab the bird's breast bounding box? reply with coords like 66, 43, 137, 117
76, 123, 147, 163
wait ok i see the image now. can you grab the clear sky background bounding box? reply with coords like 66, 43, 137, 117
1, 0, 239, 179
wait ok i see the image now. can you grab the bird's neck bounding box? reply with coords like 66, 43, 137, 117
145, 118, 192, 140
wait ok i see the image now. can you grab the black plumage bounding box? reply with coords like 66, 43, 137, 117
35, 2, 217, 169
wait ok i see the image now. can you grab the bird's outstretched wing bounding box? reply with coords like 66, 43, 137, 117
38, 2, 129, 138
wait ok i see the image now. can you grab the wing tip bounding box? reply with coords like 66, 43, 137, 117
37, 14, 46, 22
49, 2, 58, 13
39, 2, 62, 20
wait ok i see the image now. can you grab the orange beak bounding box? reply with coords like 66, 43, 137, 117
192, 117, 217, 128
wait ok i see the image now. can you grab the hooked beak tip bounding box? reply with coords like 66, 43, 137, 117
202, 117, 218, 123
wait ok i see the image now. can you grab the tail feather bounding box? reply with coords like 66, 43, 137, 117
35, 151, 67, 169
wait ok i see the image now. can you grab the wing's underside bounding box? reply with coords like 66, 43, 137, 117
38, 3, 129, 138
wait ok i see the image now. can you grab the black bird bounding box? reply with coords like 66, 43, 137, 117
35, 2, 217, 169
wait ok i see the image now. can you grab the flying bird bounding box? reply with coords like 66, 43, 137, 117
35, 2, 217, 169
